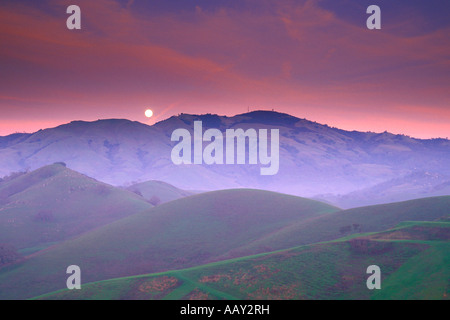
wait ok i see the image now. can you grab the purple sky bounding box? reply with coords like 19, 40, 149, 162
0, 0, 449, 138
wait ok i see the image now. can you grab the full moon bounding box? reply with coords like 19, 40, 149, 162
145, 109, 153, 118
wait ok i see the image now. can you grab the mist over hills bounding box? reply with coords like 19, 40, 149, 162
316, 171, 450, 208
0, 164, 152, 250
0, 111, 449, 205
0, 188, 448, 299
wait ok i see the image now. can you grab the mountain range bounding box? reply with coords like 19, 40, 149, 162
1, 111, 449, 208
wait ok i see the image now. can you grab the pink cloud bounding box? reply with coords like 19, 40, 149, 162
0, 0, 448, 138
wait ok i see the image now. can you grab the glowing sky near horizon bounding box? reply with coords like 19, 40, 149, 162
0, 0, 449, 138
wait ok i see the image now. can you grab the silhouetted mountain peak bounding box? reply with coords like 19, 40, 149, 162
236, 110, 301, 126
156, 110, 313, 130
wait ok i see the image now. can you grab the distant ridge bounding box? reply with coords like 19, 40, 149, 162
0, 111, 449, 204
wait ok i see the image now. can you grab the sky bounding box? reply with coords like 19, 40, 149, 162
0, 0, 449, 138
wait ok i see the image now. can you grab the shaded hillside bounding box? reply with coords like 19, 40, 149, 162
2, 193, 449, 300
227, 196, 450, 258
126, 180, 194, 204
0, 164, 152, 251
0, 189, 338, 299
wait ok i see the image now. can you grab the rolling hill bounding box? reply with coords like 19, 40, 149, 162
316, 171, 450, 208
1, 192, 449, 299
126, 180, 194, 205
0, 189, 339, 299
0, 163, 153, 252
231, 196, 450, 257
35, 221, 450, 300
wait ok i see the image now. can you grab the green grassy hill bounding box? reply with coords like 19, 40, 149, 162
0, 164, 152, 252
35, 221, 450, 300
0, 189, 338, 299
366, 221, 450, 241
232, 196, 450, 256
1, 191, 448, 300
